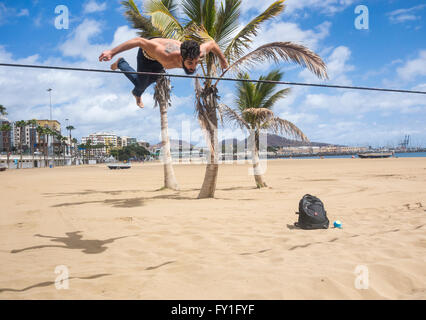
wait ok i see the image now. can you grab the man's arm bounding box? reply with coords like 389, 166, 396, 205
99, 38, 155, 62
200, 41, 229, 69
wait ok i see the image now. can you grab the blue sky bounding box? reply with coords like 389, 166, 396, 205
0, 0, 425, 147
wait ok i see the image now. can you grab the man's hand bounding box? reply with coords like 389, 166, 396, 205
220, 59, 229, 70
99, 50, 114, 62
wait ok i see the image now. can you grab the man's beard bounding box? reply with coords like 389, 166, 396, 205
182, 62, 196, 75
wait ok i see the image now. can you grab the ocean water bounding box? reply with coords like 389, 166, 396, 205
274, 152, 426, 160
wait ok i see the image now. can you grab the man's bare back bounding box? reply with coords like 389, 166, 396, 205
98, 37, 228, 108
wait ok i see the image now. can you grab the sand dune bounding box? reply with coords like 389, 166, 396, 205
0, 158, 425, 299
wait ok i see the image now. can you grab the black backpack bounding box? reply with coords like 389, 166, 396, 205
295, 194, 329, 230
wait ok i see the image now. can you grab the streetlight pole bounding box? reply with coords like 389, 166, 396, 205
65, 118, 70, 158
47, 88, 52, 121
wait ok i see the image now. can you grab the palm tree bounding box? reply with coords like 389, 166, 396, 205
147, 0, 328, 197
0, 122, 12, 168
72, 138, 78, 163
66, 125, 75, 162
121, 0, 179, 190
0, 105, 7, 117
222, 70, 308, 188
16, 120, 27, 169
36, 126, 46, 167
27, 119, 38, 165
86, 139, 92, 163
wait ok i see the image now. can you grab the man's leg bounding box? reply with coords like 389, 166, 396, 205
111, 57, 145, 108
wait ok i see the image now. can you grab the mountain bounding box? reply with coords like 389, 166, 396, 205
220, 134, 338, 148
151, 139, 195, 150
151, 135, 338, 152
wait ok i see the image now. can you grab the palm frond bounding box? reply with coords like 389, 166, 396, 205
261, 87, 290, 110
145, 0, 184, 40
185, 22, 215, 42
252, 69, 284, 108
182, 0, 202, 25
121, 0, 157, 38
194, 77, 219, 132
225, 0, 285, 60
266, 117, 309, 142
227, 42, 329, 80
219, 104, 250, 130
214, 0, 241, 48
243, 107, 274, 123
154, 76, 171, 109
161, 0, 179, 15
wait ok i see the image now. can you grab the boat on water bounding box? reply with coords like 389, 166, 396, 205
358, 152, 394, 159
107, 163, 131, 170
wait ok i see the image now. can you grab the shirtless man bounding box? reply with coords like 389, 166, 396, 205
99, 38, 229, 108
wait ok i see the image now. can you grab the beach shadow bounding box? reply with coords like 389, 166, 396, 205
240, 249, 271, 256
286, 224, 298, 230
52, 197, 145, 208
152, 194, 195, 200
145, 261, 176, 270
218, 186, 259, 191
11, 231, 131, 254
43, 189, 142, 197
0, 273, 111, 294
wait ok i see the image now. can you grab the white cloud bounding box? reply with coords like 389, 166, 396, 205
0, 3, 30, 25
240, 0, 355, 16
285, 0, 355, 15
59, 19, 138, 64
396, 50, 426, 81
252, 21, 331, 52
387, 4, 426, 24
299, 45, 354, 85
17, 9, 29, 17
83, 0, 107, 14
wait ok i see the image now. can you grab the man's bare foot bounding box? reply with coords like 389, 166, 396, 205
110, 57, 123, 71
132, 92, 144, 109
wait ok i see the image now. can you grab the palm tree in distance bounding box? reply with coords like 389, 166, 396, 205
16, 120, 27, 169
0, 105, 7, 117
0, 123, 12, 168
146, 0, 328, 198
66, 125, 75, 163
27, 119, 38, 164
222, 70, 308, 188
0, 105, 11, 168
121, 0, 180, 190
36, 126, 46, 167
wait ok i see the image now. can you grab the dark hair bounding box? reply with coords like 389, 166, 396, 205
180, 40, 200, 61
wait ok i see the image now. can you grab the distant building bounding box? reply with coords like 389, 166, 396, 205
12, 122, 38, 153
35, 120, 62, 154
81, 132, 118, 155
138, 141, 149, 148
37, 120, 61, 132
0, 116, 12, 152
120, 136, 138, 147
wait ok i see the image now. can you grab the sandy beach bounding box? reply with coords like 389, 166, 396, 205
0, 158, 425, 300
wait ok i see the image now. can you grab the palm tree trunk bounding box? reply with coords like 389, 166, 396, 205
159, 102, 179, 190
6, 150, 10, 169
198, 88, 219, 199
252, 131, 267, 188
44, 135, 47, 167
249, 130, 267, 189
155, 76, 179, 191
198, 124, 219, 198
